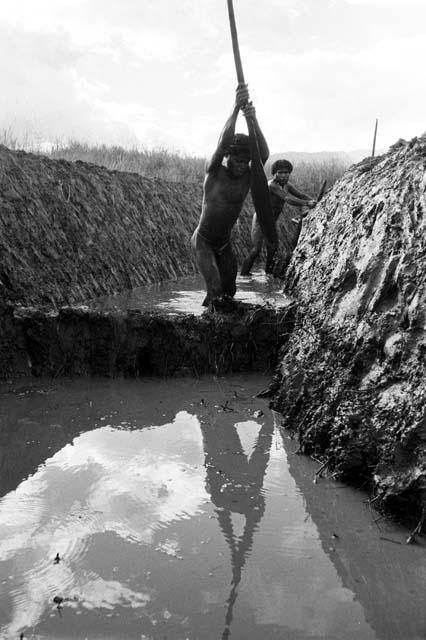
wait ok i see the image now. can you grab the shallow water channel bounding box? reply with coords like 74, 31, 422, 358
87, 272, 288, 316
1, 374, 425, 640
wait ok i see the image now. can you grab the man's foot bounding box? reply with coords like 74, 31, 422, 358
208, 295, 238, 314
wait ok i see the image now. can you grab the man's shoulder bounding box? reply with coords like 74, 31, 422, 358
287, 181, 299, 193
269, 180, 288, 193
205, 163, 226, 182
204, 166, 250, 194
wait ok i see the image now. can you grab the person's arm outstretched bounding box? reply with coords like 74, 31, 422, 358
269, 182, 316, 209
287, 183, 316, 205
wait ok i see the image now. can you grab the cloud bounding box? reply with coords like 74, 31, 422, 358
226, 31, 426, 152
0, 0, 425, 154
0, 412, 207, 635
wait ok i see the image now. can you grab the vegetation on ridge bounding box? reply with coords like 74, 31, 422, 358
1, 129, 348, 190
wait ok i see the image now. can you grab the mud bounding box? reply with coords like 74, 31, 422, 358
269, 134, 426, 525
0, 301, 295, 380
0, 146, 254, 307
1, 139, 426, 528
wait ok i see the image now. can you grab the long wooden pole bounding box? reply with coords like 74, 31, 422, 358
227, 0, 245, 84
317, 179, 327, 202
226, 0, 278, 254
371, 118, 378, 157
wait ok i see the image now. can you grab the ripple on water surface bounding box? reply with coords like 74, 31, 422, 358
0, 375, 425, 640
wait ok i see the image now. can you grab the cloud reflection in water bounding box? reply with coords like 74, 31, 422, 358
0, 410, 207, 636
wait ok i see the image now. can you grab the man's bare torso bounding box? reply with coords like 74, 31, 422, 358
197, 166, 250, 247
269, 181, 288, 219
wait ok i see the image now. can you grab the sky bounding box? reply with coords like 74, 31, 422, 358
0, 0, 425, 156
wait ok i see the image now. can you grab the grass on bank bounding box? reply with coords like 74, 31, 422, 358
1, 129, 348, 192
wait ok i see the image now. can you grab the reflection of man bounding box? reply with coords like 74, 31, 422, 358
202, 419, 271, 514
200, 414, 273, 639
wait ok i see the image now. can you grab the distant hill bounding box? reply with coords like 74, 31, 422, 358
346, 148, 385, 163
267, 148, 384, 168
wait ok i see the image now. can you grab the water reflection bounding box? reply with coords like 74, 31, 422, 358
200, 414, 273, 638
0, 377, 424, 639
281, 430, 426, 640
0, 378, 180, 500
0, 411, 207, 637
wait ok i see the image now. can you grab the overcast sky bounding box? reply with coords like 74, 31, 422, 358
0, 0, 425, 156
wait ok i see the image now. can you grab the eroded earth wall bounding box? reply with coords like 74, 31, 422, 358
270, 135, 426, 522
4, 303, 295, 380
0, 145, 253, 307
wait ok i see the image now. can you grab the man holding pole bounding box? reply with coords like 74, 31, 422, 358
191, 83, 271, 309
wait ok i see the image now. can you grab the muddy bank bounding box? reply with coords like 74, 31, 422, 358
1, 302, 295, 380
2, 139, 426, 528
0, 145, 254, 307
270, 134, 426, 524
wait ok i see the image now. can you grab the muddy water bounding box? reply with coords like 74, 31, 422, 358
87, 272, 288, 315
0, 375, 425, 640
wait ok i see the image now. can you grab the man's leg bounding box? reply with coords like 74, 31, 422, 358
265, 241, 278, 274
240, 220, 263, 276
191, 231, 222, 305
217, 244, 238, 299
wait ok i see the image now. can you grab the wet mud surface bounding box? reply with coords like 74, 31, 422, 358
1, 374, 425, 640
0, 273, 293, 381
271, 137, 426, 524
0, 145, 255, 308
1, 296, 293, 383
86, 272, 288, 317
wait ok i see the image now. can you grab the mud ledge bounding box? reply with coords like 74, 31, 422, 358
0, 145, 254, 307
268, 317, 426, 530
266, 135, 426, 531
1, 301, 295, 380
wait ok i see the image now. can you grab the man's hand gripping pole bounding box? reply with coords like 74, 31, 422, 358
226, 0, 278, 252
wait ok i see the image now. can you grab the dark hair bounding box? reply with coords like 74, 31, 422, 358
226, 133, 250, 157
271, 159, 293, 174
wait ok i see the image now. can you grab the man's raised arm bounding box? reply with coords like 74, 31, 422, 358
242, 102, 269, 165
206, 84, 249, 173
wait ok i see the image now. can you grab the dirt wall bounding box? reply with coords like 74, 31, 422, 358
0, 145, 254, 307
270, 134, 426, 525
0, 302, 295, 380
